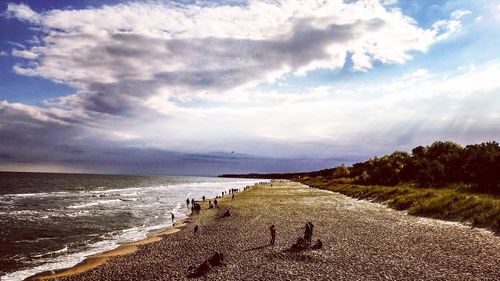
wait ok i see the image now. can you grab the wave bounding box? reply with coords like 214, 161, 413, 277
1, 191, 70, 198
32, 246, 68, 258
67, 199, 121, 209
1, 177, 267, 280
87, 187, 142, 194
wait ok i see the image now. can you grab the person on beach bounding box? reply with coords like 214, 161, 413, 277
202, 196, 205, 202
220, 210, 231, 218
307, 222, 314, 243
232, 194, 235, 201
186, 198, 190, 206
214, 198, 218, 207
269, 224, 276, 245
191, 198, 195, 205
171, 213, 174, 223
304, 222, 311, 242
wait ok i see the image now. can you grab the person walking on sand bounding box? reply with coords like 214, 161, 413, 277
214, 198, 218, 207
186, 198, 190, 206
269, 224, 276, 246
171, 213, 175, 223
232, 193, 235, 201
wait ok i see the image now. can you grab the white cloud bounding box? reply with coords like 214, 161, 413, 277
1, 0, 482, 162
5, 3, 41, 24
8, 0, 452, 101
11, 49, 38, 59
451, 10, 472, 20
382, 0, 398, 5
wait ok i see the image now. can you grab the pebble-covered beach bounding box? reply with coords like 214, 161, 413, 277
43, 181, 500, 280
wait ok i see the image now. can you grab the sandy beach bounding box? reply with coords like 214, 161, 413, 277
36, 181, 500, 280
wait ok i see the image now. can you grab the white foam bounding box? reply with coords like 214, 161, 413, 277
1, 178, 267, 281
32, 246, 68, 258
67, 199, 121, 209
2, 191, 70, 198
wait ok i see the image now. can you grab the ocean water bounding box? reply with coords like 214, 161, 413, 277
0, 172, 265, 281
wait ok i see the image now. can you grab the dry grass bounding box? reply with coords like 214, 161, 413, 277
298, 177, 500, 234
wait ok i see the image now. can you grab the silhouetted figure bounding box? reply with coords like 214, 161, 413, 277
202, 196, 205, 202
208, 251, 224, 266
269, 224, 276, 245
186, 198, 190, 206
194, 203, 201, 214
191, 198, 195, 205
194, 225, 199, 235
214, 198, 218, 207
220, 210, 231, 218
290, 237, 309, 251
187, 252, 224, 278
232, 194, 235, 201
307, 222, 314, 243
171, 213, 174, 223
311, 239, 323, 249
208, 200, 211, 206
208, 203, 214, 209
304, 222, 311, 242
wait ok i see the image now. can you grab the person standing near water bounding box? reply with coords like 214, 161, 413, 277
232, 194, 235, 201
186, 198, 190, 206
171, 213, 174, 223
269, 224, 276, 246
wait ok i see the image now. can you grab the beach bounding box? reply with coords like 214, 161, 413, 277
36, 181, 500, 280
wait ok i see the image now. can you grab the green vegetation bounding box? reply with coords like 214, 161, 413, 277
221, 141, 500, 196
297, 177, 500, 234
220, 141, 500, 233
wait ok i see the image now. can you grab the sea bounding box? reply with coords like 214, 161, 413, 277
0, 172, 265, 281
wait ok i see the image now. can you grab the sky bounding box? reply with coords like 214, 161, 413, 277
0, 0, 499, 176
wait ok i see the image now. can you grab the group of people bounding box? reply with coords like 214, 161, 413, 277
187, 251, 224, 277
208, 199, 217, 209
188, 200, 201, 214
269, 221, 322, 250
218, 188, 241, 198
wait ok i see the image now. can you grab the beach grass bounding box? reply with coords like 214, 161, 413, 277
296, 177, 500, 234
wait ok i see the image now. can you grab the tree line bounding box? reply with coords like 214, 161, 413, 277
347, 141, 499, 195
220, 141, 500, 195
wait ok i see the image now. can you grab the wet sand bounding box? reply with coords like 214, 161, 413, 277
38, 181, 500, 280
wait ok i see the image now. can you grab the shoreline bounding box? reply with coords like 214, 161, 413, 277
28, 218, 190, 280
25, 180, 258, 281
29, 181, 500, 280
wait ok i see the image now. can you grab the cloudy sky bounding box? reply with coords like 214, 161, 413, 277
1, 0, 499, 176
